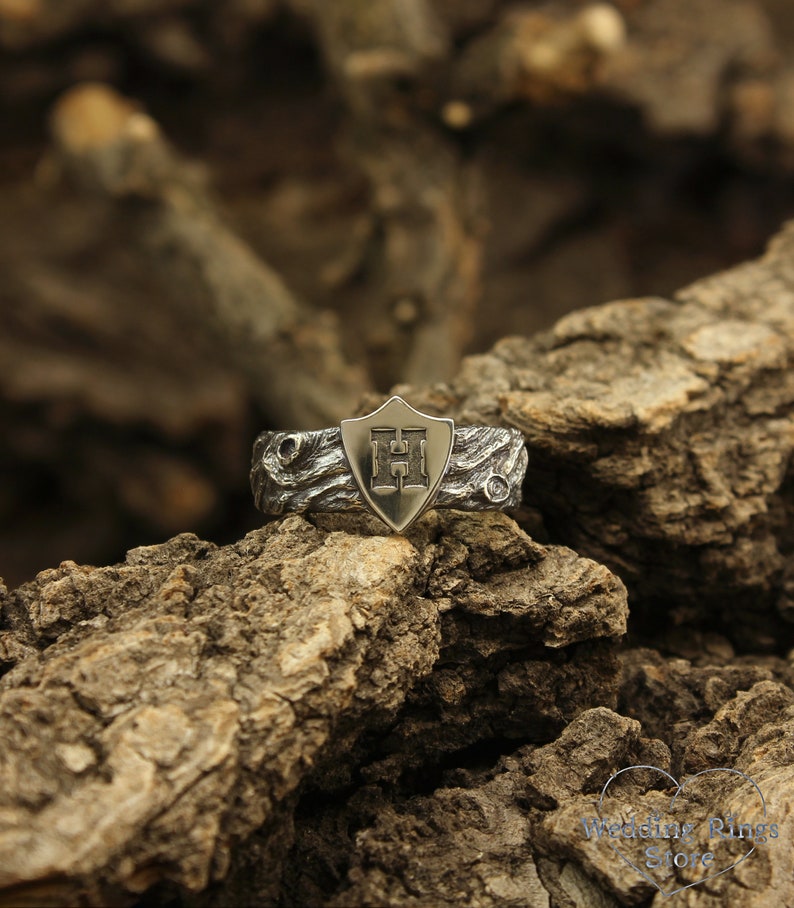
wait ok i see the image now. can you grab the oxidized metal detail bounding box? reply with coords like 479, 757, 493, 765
251, 395, 527, 533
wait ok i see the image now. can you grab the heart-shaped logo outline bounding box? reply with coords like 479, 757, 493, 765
597, 765, 767, 897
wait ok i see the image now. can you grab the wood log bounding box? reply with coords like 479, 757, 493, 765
2, 139, 793, 908
0, 0, 278, 52
393, 221, 794, 651
49, 82, 369, 429
0, 511, 628, 906
1, 5, 794, 906
294, 0, 484, 387
332, 678, 794, 907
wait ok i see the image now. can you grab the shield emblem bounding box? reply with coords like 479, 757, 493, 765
341, 396, 454, 533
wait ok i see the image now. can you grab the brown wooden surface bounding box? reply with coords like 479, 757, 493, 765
1, 2, 794, 906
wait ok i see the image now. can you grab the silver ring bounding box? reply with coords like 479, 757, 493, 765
250, 396, 527, 533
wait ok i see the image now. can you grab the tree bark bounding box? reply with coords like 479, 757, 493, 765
50, 82, 369, 429
2, 3, 794, 906
395, 223, 794, 652
0, 511, 627, 906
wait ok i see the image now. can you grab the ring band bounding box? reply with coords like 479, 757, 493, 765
250, 396, 527, 533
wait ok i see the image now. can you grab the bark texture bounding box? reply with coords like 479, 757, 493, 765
50, 82, 369, 429
2, 2, 794, 906
0, 511, 627, 905
330, 683, 794, 908
396, 223, 794, 651
4, 0, 794, 585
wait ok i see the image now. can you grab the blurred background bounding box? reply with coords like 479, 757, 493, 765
2, 0, 794, 587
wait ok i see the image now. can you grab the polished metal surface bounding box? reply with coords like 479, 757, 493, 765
251, 396, 527, 532
341, 397, 454, 532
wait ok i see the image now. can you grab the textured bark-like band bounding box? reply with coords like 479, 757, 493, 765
251, 425, 527, 518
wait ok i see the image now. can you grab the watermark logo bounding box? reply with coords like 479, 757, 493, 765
581, 766, 776, 897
